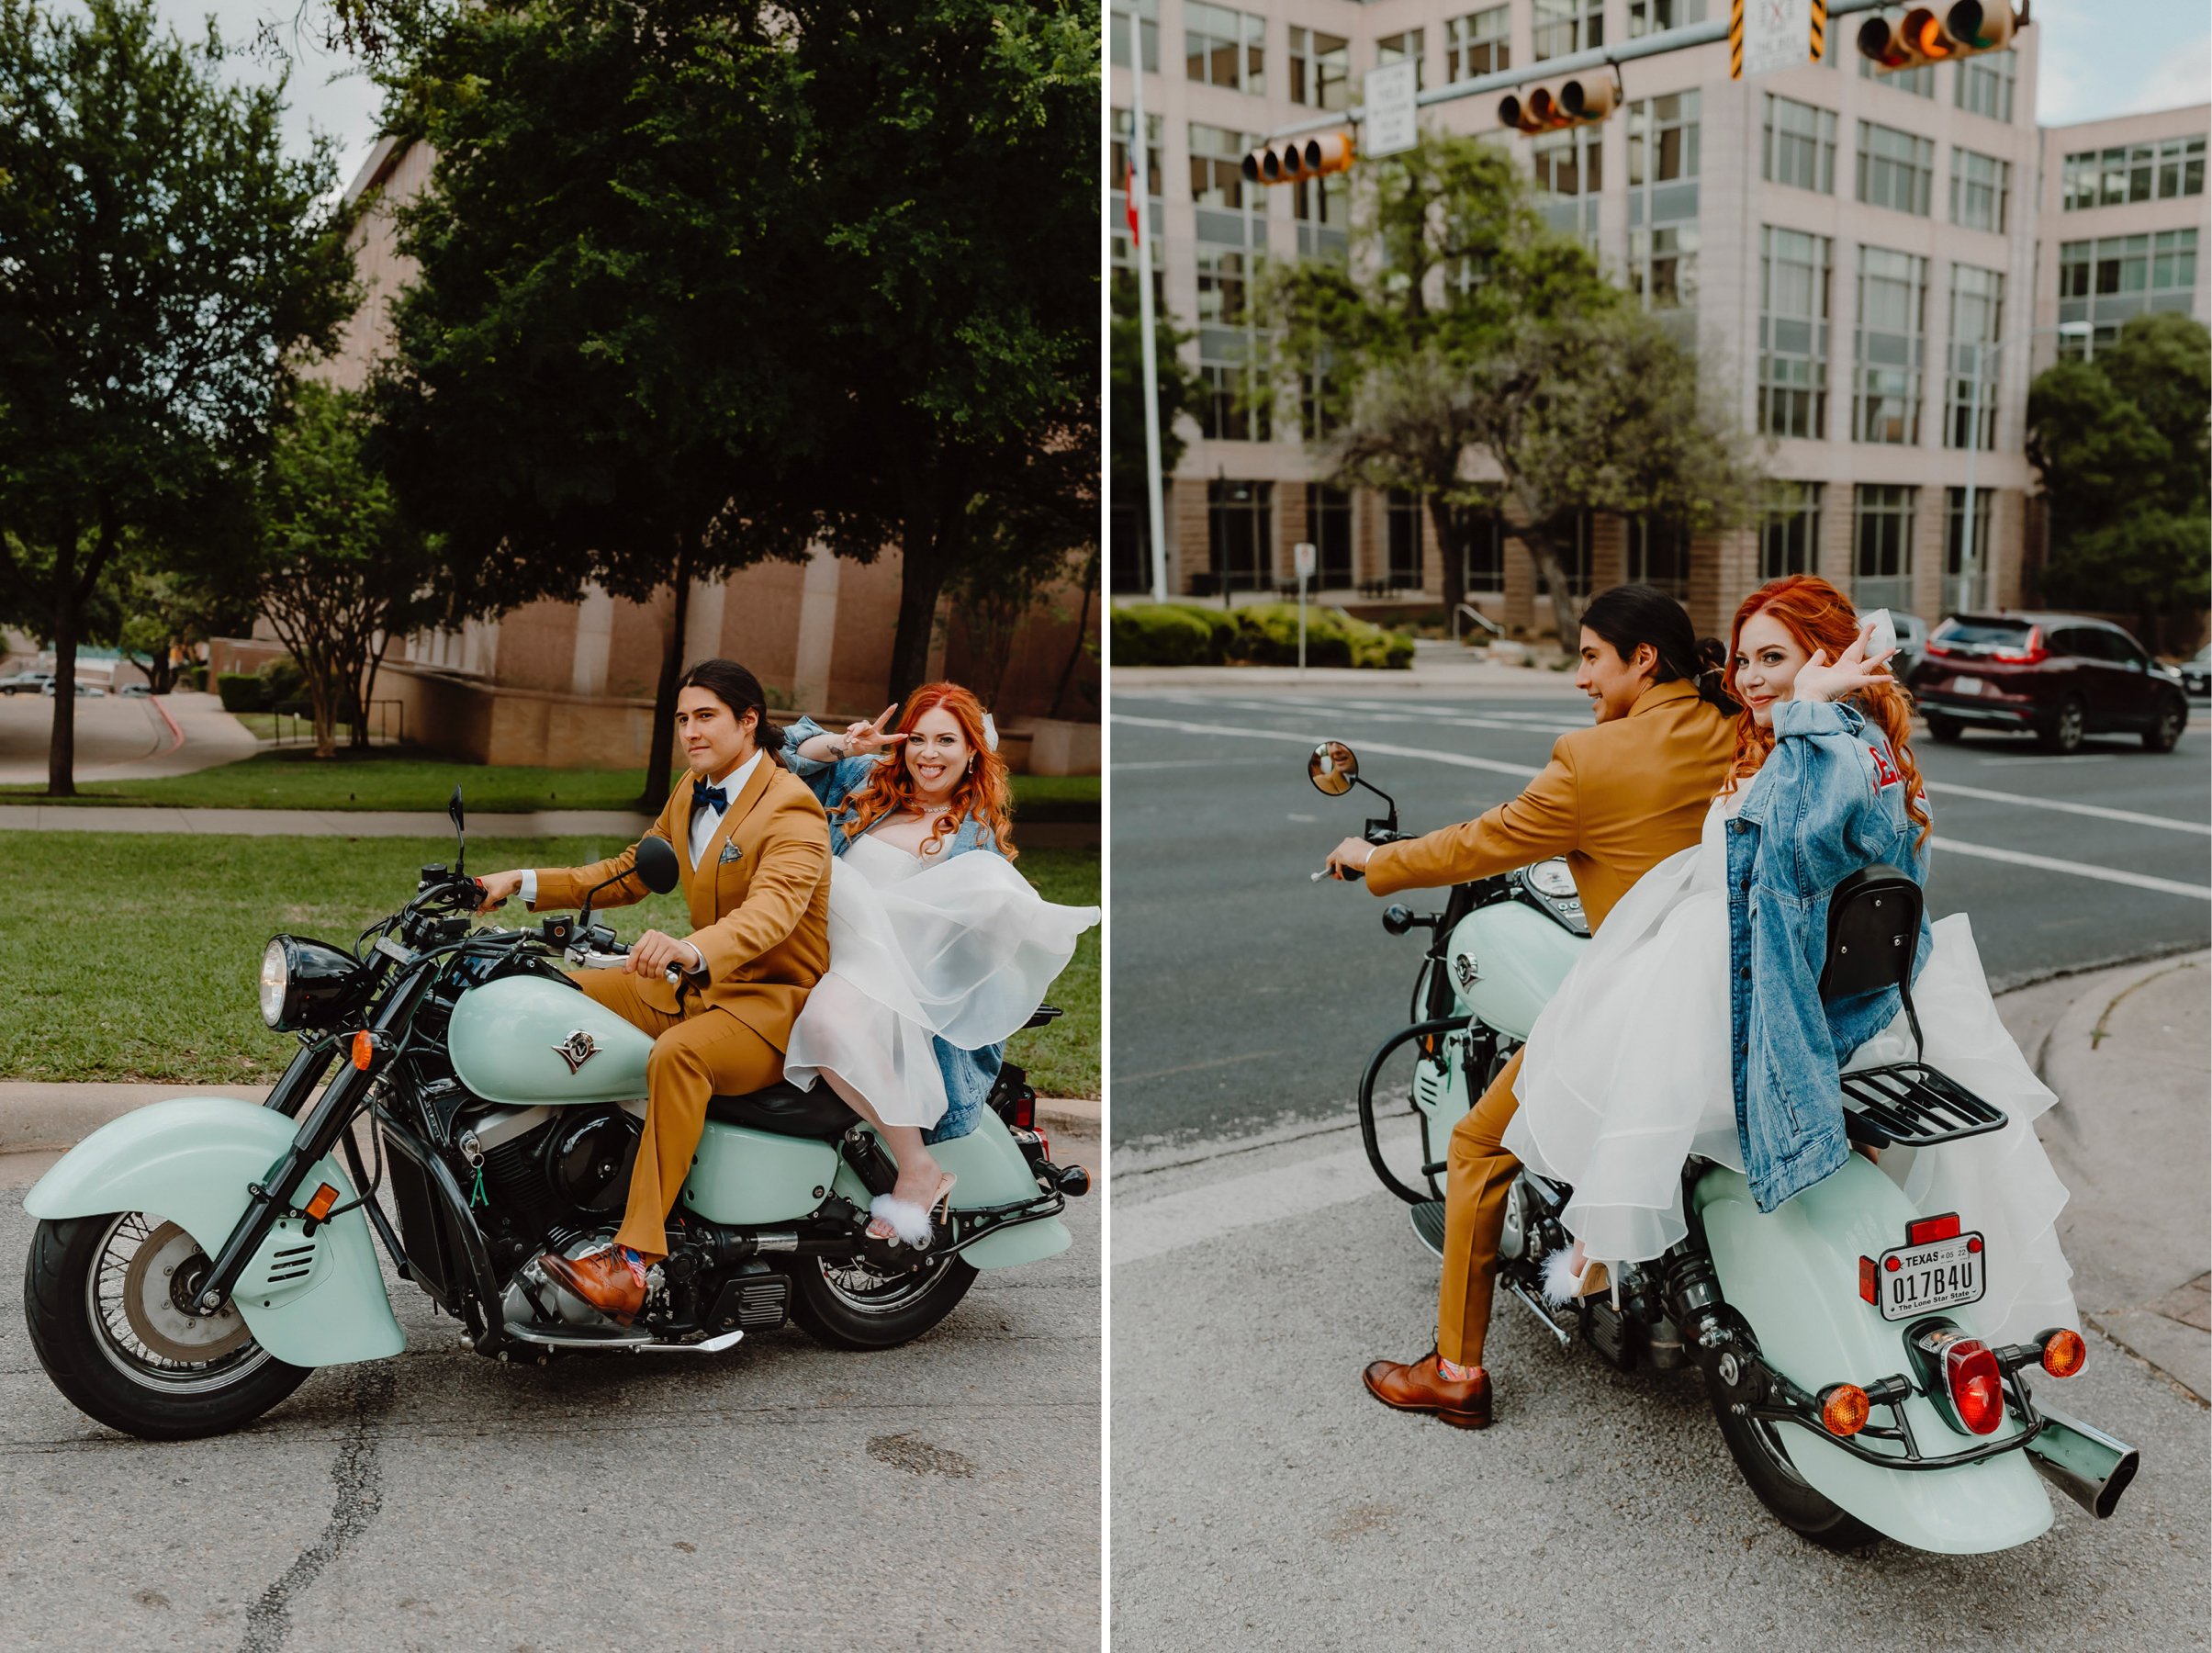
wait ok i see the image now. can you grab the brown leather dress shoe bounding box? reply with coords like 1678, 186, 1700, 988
539, 1246, 647, 1324
1362, 1352, 1492, 1429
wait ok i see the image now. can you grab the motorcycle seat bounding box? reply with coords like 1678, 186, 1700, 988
706, 1081, 860, 1139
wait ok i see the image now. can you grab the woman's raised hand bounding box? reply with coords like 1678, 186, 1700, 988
1791, 621, 1897, 704
840, 705, 908, 757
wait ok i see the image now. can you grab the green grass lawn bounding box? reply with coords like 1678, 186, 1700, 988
0, 834, 1100, 1099
1, 748, 1100, 819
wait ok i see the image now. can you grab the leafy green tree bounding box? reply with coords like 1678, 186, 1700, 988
2027, 313, 2211, 644
369, 0, 825, 805
0, 0, 357, 793
1263, 131, 1762, 635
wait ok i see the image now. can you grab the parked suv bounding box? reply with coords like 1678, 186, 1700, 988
1908, 613, 2189, 754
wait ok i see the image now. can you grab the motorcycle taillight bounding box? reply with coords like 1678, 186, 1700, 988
1944, 1337, 2005, 1435
1007, 1087, 1035, 1131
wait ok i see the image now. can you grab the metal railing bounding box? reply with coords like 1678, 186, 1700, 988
1453, 603, 1505, 642
265, 699, 408, 748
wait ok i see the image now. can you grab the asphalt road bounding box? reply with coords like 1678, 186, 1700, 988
1112, 686, 2212, 1148
0, 1123, 1100, 1653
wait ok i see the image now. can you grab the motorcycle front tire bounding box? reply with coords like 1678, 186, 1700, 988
24, 1213, 312, 1441
788, 1251, 978, 1351
1707, 1372, 1880, 1551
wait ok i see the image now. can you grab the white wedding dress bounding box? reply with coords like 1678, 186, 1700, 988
782, 834, 1099, 1130
1503, 792, 2078, 1346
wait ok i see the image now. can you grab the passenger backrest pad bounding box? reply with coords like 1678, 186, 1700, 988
1819, 863, 1923, 1001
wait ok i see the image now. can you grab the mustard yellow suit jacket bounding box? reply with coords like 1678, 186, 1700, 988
528, 760, 832, 1051
1365, 680, 1736, 933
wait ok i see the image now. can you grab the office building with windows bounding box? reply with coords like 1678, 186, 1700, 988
1112, 1, 2083, 635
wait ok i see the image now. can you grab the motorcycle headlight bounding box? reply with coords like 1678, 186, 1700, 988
259, 939, 289, 1029
258, 935, 370, 1032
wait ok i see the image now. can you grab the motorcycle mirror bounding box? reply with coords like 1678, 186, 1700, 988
632, 833, 681, 894
448, 786, 466, 873
1308, 741, 1359, 797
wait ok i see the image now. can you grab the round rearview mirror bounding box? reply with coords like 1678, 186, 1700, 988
633, 833, 682, 894
1308, 740, 1359, 796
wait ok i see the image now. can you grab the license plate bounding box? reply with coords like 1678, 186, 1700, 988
1952, 676, 1986, 696
1877, 1232, 1986, 1321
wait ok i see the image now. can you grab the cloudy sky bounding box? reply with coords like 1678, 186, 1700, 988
132, 0, 2212, 185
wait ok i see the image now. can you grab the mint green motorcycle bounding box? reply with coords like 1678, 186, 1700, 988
1311, 740, 2137, 1555
22, 794, 1085, 1440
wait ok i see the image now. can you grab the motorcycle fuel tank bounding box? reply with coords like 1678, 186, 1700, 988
1444, 901, 1588, 1041
448, 975, 655, 1108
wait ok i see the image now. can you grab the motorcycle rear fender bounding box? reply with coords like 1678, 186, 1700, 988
1694, 1156, 2052, 1554
23, 1096, 405, 1368
829, 1109, 1072, 1270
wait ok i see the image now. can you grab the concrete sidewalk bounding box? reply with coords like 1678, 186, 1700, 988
1112, 641, 1587, 698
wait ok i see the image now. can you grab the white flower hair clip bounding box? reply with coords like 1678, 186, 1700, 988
982, 712, 999, 753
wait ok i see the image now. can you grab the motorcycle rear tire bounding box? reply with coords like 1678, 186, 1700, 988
1708, 1374, 1880, 1551
23, 1213, 312, 1441
788, 1252, 977, 1351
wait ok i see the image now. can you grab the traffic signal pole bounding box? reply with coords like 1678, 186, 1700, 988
1128, 7, 1172, 605
1261, 0, 1899, 143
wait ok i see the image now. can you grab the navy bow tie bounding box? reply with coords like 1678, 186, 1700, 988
691, 779, 728, 815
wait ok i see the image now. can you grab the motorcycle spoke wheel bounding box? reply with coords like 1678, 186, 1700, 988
91, 1215, 268, 1392
814, 1252, 950, 1317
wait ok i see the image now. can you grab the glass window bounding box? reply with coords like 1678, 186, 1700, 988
1185, 2, 1263, 96
1630, 90, 1700, 185
1445, 7, 1510, 82
1955, 49, 2016, 123
1627, 516, 1691, 597
1854, 247, 1927, 445
1386, 490, 1424, 589
1206, 479, 1274, 591
1109, 0, 1158, 73
1949, 148, 2008, 233
1533, 124, 1601, 244
1763, 95, 1836, 194
1375, 29, 1424, 93
1535, 511, 1594, 602
1761, 482, 1822, 579
1759, 228, 1832, 439
1299, 366, 1342, 439
1194, 247, 1251, 327
1465, 512, 1505, 594
1111, 107, 1162, 194
1630, 0, 1707, 37
1946, 265, 2003, 452
1306, 485, 1353, 586
1857, 121, 1934, 216
1109, 110, 1165, 311
1198, 362, 1266, 441
1943, 486, 1993, 611
1294, 167, 1347, 228
1533, 0, 1601, 62
1859, 53, 1934, 97
1853, 484, 1916, 613
1286, 27, 1349, 111
1630, 224, 1700, 311
2157, 135, 2206, 200
1187, 123, 1252, 210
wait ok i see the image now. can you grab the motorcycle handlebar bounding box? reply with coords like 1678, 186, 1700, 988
568, 942, 684, 986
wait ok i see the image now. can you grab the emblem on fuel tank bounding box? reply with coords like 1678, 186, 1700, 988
1454, 952, 1481, 992
553, 1029, 599, 1074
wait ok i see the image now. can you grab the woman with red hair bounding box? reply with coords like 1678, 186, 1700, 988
780, 683, 1098, 1246
1508, 577, 2075, 1347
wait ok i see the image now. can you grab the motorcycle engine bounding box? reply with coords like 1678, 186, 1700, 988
461, 1104, 643, 1267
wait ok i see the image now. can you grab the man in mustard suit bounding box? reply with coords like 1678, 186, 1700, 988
477, 659, 830, 1321
1324, 587, 1738, 1428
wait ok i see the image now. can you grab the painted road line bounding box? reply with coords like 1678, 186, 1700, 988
1117, 1146, 1377, 1266
1926, 782, 2212, 837
1111, 714, 1544, 781
1136, 695, 1580, 739
1934, 837, 2212, 901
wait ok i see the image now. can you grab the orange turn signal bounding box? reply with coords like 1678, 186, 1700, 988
304, 1183, 340, 1221
351, 1031, 376, 1071
2041, 1328, 2086, 1378
1820, 1383, 1871, 1437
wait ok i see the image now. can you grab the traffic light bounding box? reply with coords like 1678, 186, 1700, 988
1497, 74, 1619, 134
1857, 3, 2022, 73
1241, 131, 1355, 186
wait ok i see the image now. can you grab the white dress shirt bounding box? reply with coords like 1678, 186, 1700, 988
522, 748, 763, 976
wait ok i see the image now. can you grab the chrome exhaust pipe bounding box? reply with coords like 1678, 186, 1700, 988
2026, 1405, 2140, 1519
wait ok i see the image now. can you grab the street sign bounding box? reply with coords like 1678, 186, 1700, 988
1363, 61, 1419, 158
1294, 542, 1317, 578
1731, 0, 1826, 80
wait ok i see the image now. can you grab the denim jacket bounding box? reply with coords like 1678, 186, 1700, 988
780, 716, 1001, 1142
1725, 699, 1934, 1213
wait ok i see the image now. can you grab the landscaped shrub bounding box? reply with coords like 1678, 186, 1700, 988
216, 673, 266, 713
257, 656, 305, 706
1230, 603, 1413, 670
1111, 603, 1235, 667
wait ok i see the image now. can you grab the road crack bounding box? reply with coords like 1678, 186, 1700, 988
237, 1362, 397, 1653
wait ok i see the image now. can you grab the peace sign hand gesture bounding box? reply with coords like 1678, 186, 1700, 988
1791, 620, 1897, 705
840, 705, 907, 758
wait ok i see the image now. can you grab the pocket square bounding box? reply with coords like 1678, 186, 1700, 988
717, 841, 744, 866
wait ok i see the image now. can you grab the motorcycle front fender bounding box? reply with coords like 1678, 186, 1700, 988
828, 1109, 1072, 1270
1694, 1156, 2053, 1555
23, 1096, 405, 1368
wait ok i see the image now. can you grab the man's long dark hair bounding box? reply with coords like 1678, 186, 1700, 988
1578, 583, 1740, 716
676, 658, 784, 765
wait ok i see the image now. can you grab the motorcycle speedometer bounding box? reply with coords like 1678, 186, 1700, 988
259, 939, 289, 1029
1526, 860, 1577, 899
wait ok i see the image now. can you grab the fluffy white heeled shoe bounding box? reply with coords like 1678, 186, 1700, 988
868, 1174, 955, 1249
1542, 1243, 1611, 1307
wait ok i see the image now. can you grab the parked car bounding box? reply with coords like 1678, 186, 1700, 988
2180, 645, 2211, 700
118, 683, 152, 697
39, 680, 107, 698
0, 670, 53, 696
1888, 611, 1929, 683
1907, 613, 2190, 754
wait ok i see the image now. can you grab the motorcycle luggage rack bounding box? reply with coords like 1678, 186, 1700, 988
1821, 863, 2010, 1151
